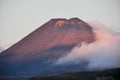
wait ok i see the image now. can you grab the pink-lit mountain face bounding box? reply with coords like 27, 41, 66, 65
0, 18, 95, 77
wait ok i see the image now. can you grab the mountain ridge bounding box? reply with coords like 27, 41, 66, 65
0, 17, 95, 77
1, 17, 94, 55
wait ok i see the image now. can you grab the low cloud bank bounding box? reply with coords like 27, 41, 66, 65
55, 22, 120, 70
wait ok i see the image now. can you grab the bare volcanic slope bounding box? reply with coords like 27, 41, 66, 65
0, 18, 95, 77
1, 18, 94, 60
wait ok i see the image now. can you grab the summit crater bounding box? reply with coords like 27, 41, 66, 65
50, 17, 89, 28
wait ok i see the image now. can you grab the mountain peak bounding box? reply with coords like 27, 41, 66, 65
55, 20, 66, 27
50, 17, 87, 28
50, 17, 84, 22
0, 17, 95, 77
69, 17, 84, 22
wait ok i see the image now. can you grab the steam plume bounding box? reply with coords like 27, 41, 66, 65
56, 22, 120, 70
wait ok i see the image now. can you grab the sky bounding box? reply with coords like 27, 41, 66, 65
0, 0, 120, 49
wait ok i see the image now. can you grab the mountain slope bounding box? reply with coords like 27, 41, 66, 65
0, 18, 95, 77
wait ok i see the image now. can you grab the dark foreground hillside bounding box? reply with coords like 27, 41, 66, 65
28, 68, 120, 80
0, 68, 119, 80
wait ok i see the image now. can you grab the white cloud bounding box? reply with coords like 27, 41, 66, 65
55, 22, 120, 70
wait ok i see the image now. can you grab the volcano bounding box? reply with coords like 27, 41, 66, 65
0, 18, 95, 78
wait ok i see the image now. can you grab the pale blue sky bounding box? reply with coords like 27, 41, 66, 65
0, 0, 120, 49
